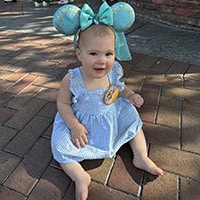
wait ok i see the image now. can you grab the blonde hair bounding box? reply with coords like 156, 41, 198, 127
76, 24, 115, 48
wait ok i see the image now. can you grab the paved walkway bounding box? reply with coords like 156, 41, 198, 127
0, 0, 200, 200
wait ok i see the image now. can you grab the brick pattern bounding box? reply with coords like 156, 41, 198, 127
130, 0, 200, 29
28, 167, 71, 200
0, 26, 200, 200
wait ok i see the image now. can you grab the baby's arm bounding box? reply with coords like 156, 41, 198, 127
119, 85, 144, 108
57, 73, 88, 148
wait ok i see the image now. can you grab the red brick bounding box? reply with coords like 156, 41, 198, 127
142, 172, 177, 200
33, 76, 61, 89
0, 92, 13, 105
176, 16, 197, 26
182, 100, 200, 154
31, 62, 64, 78
19, 84, 42, 96
0, 151, 21, 184
38, 102, 57, 119
6, 95, 32, 110
7, 47, 29, 58
160, 5, 174, 14
184, 79, 200, 90
174, 8, 194, 17
150, 58, 174, 74
108, 144, 142, 196
126, 74, 145, 93
0, 49, 11, 56
156, 96, 180, 128
184, 64, 200, 81
129, 52, 146, 66
162, 86, 200, 101
152, 0, 165, 5
180, 178, 200, 200
15, 59, 32, 70
121, 64, 132, 79
166, 0, 179, 7
4, 138, 52, 195
42, 123, 53, 138
28, 167, 71, 200
132, 0, 200, 28
139, 105, 157, 123
82, 158, 114, 184
63, 182, 75, 200
87, 181, 138, 200
145, 74, 183, 87
0, 70, 14, 79
36, 88, 58, 102
50, 159, 61, 169
0, 79, 13, 91
143, 122, 180, 148
52, 48, 75, 61
0, 186, 26, 200
0, 107, 17, 124
5, 98, 46, 130
0, 63, 16, 71
0, 126, 17, 148
5, 116, 52, 157
56, 70, 67, 81
3, 57, 17, 66
180, 1, 200, 9
6, 72, 27, 82
149, 144, 200, 180
141, 83, 161, 107
6, 74, 39, 95
161, 13, 178, 23
165, 61, 190, 76
135, 55, 160, 72
143, 2, 158, 11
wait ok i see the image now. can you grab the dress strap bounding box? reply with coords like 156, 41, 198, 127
109, 61, 125, 91
68, 67, 84, 95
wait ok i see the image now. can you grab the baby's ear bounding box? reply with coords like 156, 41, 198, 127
111, 2, 135, 32
53, 5, 81, 36
76, 48, 81, 61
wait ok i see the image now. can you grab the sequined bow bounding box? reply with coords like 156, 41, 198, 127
80, 3, 113, 31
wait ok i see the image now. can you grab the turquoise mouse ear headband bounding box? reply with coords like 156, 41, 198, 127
53, 2, 135, 61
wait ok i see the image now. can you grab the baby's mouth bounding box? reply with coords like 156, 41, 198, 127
94, 68, 105, 71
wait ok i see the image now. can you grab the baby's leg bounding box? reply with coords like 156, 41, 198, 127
129, 129, 163, 175
61, 162, 91, 200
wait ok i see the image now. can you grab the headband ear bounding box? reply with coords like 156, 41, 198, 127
111, 2, 135, 32
53, 5, 80, 36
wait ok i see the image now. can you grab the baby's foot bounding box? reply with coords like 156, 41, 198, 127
75, 171, 91, 200
133, 155, 164, 176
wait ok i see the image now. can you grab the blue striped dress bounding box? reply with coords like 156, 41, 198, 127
51, 61, 143, 164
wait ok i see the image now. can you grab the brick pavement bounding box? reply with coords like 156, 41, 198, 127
0, 1, 200, 200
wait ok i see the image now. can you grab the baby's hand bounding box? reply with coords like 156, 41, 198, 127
128, 93, 144, 108
70, 123, 88, 149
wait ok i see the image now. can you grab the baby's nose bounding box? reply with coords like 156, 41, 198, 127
97, 55, 106, 64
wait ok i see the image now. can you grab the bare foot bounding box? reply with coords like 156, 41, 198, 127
75, 171, 91, 200
133, 155, 164, 176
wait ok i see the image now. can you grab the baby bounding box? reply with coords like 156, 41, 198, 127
52, 2, 163, 200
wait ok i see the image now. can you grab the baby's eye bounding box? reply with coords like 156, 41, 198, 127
105, 52, 114, 57
89, 52, 97, 56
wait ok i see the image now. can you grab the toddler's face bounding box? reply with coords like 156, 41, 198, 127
76, 27, 115, 80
